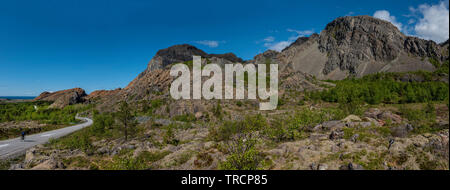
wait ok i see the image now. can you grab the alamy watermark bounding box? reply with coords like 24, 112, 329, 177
170, 56, 278, 110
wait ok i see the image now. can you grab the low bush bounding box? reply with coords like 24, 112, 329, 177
219, 134, 262, 170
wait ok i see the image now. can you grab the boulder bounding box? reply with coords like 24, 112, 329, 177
314, 120, 345, 131
329, 130, 344, 140
342, 115, 362, 123
318, 164, 328, 170
31, 158, 65, 170
391, 124, 414, 138
378, 111, 403, 124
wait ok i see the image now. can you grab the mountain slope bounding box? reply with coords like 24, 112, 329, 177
34, 88, 86, 108
275, 16, 448, 80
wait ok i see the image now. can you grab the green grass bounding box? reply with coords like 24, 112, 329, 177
0, 101, 92, 124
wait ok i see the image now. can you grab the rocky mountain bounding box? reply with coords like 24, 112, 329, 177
271, 15, 449, 80
145, 44, 244, 72
34, 88, 86, 108
40, 15, 449, 110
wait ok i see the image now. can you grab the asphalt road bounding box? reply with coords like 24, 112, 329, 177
0, 116, 93, 159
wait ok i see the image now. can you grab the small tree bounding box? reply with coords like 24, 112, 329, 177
116, 101, 137, 141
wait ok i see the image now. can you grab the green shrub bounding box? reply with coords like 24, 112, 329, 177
263, 117, 292, 142
90, 112, 115, 137
399, 103, 436, 129
173, 114, 196, 122
140, 99, 164, 115
429, 57, 441, 68
49, 130, 93, 152
219, 134, 262, 170
212, 101, 223, 119
210, 114, 267, 141
309, 72, 449, 105
0, 101, 92, 124
265, 108, 335, 142
163, 125, 179, 145
136, 150, 171, 163
108, 156, 147, 170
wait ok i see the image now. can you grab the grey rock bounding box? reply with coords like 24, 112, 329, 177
351, 134, 360, 142
392, 124, 414, 138
340, 162, 365, 170
136, 116, 151, 124
320, 120, 346, 131
96, 147, 109, 155
329, 130, 344, 140
318, 164, 328, 170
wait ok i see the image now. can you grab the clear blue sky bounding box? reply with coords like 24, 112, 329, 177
0, 0, 448, 96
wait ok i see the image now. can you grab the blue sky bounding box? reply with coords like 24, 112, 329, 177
0, 0, 448, 96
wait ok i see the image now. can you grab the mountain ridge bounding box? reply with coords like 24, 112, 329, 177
35, 15, 449, 109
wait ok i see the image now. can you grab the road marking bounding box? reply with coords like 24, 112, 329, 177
40, 133, 55, 137
0, 144, 9, 148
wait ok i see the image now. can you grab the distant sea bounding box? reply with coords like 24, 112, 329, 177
0, 96, 36, 100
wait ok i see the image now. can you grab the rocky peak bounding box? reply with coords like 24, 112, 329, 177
283, 34, 319, 52
147, 44, 208, 71
146, 44, 245, 71
317, 15, 446, 75
318, 16, 405, 74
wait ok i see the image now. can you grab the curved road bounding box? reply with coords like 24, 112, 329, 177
0, 116, 93, 159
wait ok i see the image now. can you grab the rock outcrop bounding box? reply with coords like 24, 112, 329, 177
86, 88, 122, 101
34, 88, 86, 108
145, 44, 245, 72
146, 44, 209, 71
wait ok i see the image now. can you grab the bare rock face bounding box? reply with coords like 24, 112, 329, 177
145, 44, 245, 72
147, 44, 208, 71
319, 16, 446, 74
86, 88, 121, 101
441, 40, 449, 57
34, 88, 86, 108
440, 39, 449, 48
319, 16, 404, 74
278, 16, 448, 79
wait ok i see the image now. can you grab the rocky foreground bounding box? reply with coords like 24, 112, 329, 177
9, 102, 449, 170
